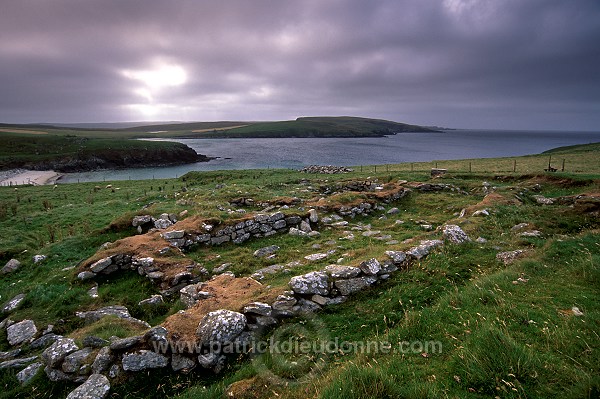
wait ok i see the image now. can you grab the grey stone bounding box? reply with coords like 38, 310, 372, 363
250, 264, 284, 280
138, 295, 164, 307
109, 336, 142, 351
385, 250, 407, 265
288, 227, 308, 236
243, 302, 272, 316
269, 212, 285, 222
294, 298, 321, 314
359, 258, 381, 275
163, 230, 185, 239
0, 349, 21, 360
171, 354, 196, 372
387, 207, 400, 214
308, 209, 319, 223
77, 271, 96, 281
62, 348, 94, 374
324, 265, 361, 279
108, 364, 120, 379
253, 245, 280, 257
532, 195, 554, 205
89, 257, 112, 273
310, 294, 329, 306
45, 365, 81, 382
1, 293, 26, 314
66, 373, 110, 399
122, 350, 169, 371
442, 225, 471, 244
273, 220, 287, 230
211, 235, 230, 245
472, 209, 490, 217
33, 255, 47, 264
511, 223, 530, 231
519, 230, 542, 237
7, 320, 37, 346
379, 260, 398, 275
0, 356, 38, 369
197, 352, 219, 369
42, 338, 79, 368
154, 218, 173, 229
16, 362, 42, 385
407, 240, 444, 259
30, 333, 61, 349
196, 310, 246, 346
335, 276, 378, 295
1, 259, 21, 274
304, 253, 329, 261
91, 347, 113, 374
132, 215, 153, 227
289, 271, 329, 295
180, 283, 212, 308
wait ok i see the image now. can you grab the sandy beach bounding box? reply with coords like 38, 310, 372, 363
0, 169, 63, 186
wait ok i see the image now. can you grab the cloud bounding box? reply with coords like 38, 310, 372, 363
0, 0, 599, 129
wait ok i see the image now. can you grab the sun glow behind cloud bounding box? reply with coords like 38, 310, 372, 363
121, 63, 187, 118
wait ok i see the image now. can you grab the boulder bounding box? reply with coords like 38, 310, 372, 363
82, 336, 109, 349
288, 227, 308, 237
308, 209, 319, 223
359, 258, 381, 275
442, 225, 471, 244
1, 259, 21, 274
532, 195, 554, 205
180, 283, 212, 308
89, 257, 113, 273
16, 362, 42, 385
121, 350, 169, 372
253, 245, 280, 258
335, 276, 378, 295
75, 306, 150, 328
289, 271, 329, 295
7, 320, 37, 346
1, 293, 26, 314
42, 337, 79, 368
66, 373, 110, 399
196, 310, 246, 346
62, 347, 94, 374
30, 333, 61, 350
472, 209, 490, 217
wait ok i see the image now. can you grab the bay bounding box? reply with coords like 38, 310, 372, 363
59, 129, 600, 183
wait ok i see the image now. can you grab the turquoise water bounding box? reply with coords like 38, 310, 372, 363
59, 129, 600, 183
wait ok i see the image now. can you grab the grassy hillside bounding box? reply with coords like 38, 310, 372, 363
0, 132, 208, 172
192, 116, 438, 138
0, 143, 599, 398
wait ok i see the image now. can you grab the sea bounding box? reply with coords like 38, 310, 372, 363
58, 129, 600, 183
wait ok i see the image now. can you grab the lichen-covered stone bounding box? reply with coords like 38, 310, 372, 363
121, 350, 168, 371
196, 310, 246, 347
289, 271, 329, 295
335, 276, 378, 295
324, 265, 361, 279
359, 258, 381, 275
42, 337, 79, 368
66, 373, 110, 399
7, 320, 37, 346
442, 225, 471, 244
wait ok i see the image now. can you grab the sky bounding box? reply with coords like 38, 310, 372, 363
1, 0, 599, 130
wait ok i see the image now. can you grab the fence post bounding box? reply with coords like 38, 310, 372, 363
561, 159, 565, 172
513, 160, 516, 172
469, 162, 472, 172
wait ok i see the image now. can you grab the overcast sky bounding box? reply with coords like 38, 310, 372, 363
1, 0, 599, 130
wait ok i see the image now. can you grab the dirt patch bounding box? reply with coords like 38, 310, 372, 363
162, 274, 280, 342
0, 128, 49, 135
526, 175, 595, 188
465, 192, 521, 214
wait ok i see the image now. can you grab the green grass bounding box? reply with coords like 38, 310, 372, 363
0, 143, 599, 398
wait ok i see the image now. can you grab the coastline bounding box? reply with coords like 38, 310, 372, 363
0, 169, 63, 186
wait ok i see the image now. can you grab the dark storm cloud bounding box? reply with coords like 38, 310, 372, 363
1, 0, 599, 129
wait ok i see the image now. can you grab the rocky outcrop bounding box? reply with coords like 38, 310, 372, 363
442, 225, 471, 244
